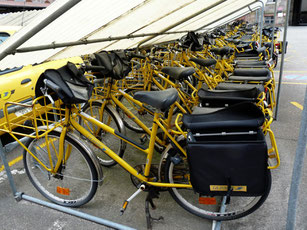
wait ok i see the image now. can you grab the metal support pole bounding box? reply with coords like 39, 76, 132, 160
196, 0, 258, 32
4, 137, 30, 153
3, 1, 259, 54
286, 87, 307, 230
274, 0, 291, 119
0, 140, 17, 196
21, 194, 136, 230
259, 1, 265, 45
258, 8, 262, 35
202, 7, 261, 33
14, 30, 192, 53
0, 0, 82, 62
270, 0, 278, 58
211, 196, 227, 230
137, 0, 226, 49
0, 137, 136, 229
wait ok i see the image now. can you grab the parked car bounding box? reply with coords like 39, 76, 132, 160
0, 56, 83, 136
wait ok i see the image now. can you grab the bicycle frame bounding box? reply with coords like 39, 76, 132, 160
150, 70, 197, 114
90, 81, 169, 147
70, 106, 191, 188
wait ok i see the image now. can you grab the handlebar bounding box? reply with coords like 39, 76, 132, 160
44, 79, 61, 93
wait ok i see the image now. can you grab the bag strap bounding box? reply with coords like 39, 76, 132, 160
66, 62, 92, 85
225, 177, 233, 204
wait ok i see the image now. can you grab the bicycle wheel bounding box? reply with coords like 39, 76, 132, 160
164, 151, 271, 221
23, 131, 99, 207
81, 102, 126, 167
117, 88, 155, 133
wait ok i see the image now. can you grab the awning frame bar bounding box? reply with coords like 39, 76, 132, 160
0, 0, 82, 61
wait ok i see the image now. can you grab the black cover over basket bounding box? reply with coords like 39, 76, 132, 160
35, 62, 93, 105
187, 130, 268, 197
92, 50, 131, 80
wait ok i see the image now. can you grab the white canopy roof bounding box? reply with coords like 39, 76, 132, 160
0, 0, 266, 69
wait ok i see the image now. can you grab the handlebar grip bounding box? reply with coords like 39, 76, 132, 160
84, 65, 106, 72
44, 79, 61, 93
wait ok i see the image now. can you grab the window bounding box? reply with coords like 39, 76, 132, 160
0, 32, 10, 44
265, 16, 274, 24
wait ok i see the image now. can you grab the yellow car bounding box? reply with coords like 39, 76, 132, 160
0, 26, 20, 44
0, 56, 83, 135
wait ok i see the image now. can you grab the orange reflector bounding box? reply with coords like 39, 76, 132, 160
57, 186, 70, 196
123, 201, 128, 209
199, 197, 217, 205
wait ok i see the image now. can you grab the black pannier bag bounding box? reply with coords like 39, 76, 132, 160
92, 50, 131, 80
35, 62, 93, 105
183, 102, 268, 197
179, 32, 204, 51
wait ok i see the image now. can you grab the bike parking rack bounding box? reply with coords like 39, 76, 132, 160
211, 197, 227, 230
0, 138, 136, 230
275, 0, 291, 120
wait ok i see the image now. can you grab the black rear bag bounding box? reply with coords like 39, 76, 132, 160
184, 102, 268, 197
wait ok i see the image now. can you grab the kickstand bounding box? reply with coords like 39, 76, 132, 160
145, 187, 164, 230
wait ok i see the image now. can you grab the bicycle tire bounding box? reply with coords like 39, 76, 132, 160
81, 102, 126, 167
164, 150, 271, 221
23, 131, 99, 207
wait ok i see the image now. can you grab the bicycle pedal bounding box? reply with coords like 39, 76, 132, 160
120, 184, 145, 215
120, 200, 129, 215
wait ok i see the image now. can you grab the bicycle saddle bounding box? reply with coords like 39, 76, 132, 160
197, 87, 259, 107
235, 60, 266, 66
231, 69, 271, 80
228, 75, 271, 82
182, 102, 264, 131
189, 58, 216, 67
211, 47, 234, 56
215, 82, 265, 93
161, 67, 195, 81
133, 88, 178, 112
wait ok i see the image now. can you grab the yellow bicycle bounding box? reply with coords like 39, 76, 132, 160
11, 63, 279, 222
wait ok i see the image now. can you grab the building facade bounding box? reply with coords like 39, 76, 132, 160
0, 0, 55, 13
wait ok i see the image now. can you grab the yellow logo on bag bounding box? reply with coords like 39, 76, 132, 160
210, 185, 247, 192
